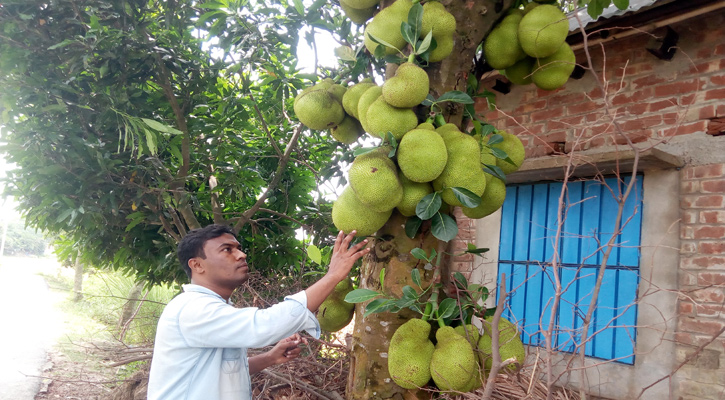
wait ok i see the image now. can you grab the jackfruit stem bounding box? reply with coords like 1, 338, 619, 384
421, 302, 433, 321
407, 53, 415, 64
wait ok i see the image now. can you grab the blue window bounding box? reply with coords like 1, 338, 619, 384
497, 176, 642, 364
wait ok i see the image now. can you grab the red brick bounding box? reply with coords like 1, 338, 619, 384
699, 105, 717, 120
687, 60, 722, 75
705, 88, 725, 101
694, 226, 725, 239
698, 272, 725, 286
674, 332, 695, 345
700, 241, 725, 254
700, 211, 725, 224
654, 79, 704, 98
712, 75, 725, 87
612, 129, 653, 145
647, 99, 677, 113
682, 210, 698, 224
660, 121, 709, 137
682, 225, 694, 239
632, 75, 668, 89
548, 116, 585, 130
678, 317, 725, 336
683, 256, 725, 270
716, 43, 725, 56
682, 195, 725, 209
679, 301, 695, 315
531, 107, 564, 122
691, 287, 725, 303
689, 165, 724, 179
718, 104, 725, 117
514, 99, 548, 115
695, 304, 725, 318
620, 116, 662, 132
702, 179, 725, 193
567, 101, 603, 115
681, 181, 700, 194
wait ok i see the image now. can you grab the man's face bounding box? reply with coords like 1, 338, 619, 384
195, 233, 249, 288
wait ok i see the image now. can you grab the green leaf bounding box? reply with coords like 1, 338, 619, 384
487, 133, 504, 145
334, 46, 357, 62
482, 164, 507, 182
411, 247, 429, 261
402, 285, 418, 300
144, 128, 158, 155
587, 0, 609, 19
306, 245, 322, 264
437, 298, 458, 319
431, 212, 458, 242
416, 192, 441, 220
490, 147, 509, 159
451, 187, 481, 208
345, 288, 382, 303
141, 118, 182, 135
47, 39, 76, 50
437, 91, 475, 104
363, 298, 391, 317
405, 216, 422, 238
353, 147, 377, 156
421, 94, 436, 107
412, 268, 422, 288
379, 268, 385, 289
367, 32, 398, 53
416, 30, 433, 55
400, 22, 417, 48
407, 3, 424, 34
465, 244, 489, 254
481, 124, 497, 136
453, 271, 468, 290
613, 0, 629, 9
292, 0, 305, 15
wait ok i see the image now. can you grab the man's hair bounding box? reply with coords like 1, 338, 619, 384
177, 224, 236, 280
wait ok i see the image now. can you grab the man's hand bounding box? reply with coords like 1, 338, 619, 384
248, 334, 308, 374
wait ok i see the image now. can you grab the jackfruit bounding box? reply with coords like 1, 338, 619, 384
365, 98, 418, 140
477, 315, 526, 371
364, 0, 412, 55
294, 89, 345, 130
349, 148, 403, 212
421, 1, 456, 62
430, 326, 477, 392
382, 62, 430, 108
435, 123, 462, 142
339, 0, 377, 25
417, 122, 436, 130
518, 4, 569, 58
429, 37, 454, 63
462, 175, 507, 219
531, 42, 576, 91
473, 134, 498, 167
331, 115, 364, 144
432, 132, 487, 206
327, 83, 348, 104
317, 278, 355, 332
504, 57, 535, 86
388, 318, 435, 389
332, 186, 392, 236
342, 0, 380, 8
397, 175, 433, 217
454, 324, 481, 348
357, 85, 382, 133
343, 79, 376, 119
397, 128, 448, 183
491, 130, 525, 174
484, 13, 526, 70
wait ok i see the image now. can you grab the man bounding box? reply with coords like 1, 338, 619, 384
147, 224, 369, 400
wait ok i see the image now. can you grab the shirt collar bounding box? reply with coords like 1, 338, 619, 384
182, 284, 231, 304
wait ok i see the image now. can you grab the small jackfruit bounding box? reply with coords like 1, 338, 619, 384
484, 13, 526, 70
294, 89, 345, 131
491, 130, 525, 174
397, 175, 433, 217
531, 42, 576, 91
382, 62, 429, 108
477, 315, 526, 371
349, 148, 403, 212
453, 324, 481, 347
397, 128, 448, 183
317, 278, 355, 332
364, 98, 419, 140
331, 116, 364, 144
342, 79, 376, 119
462, 175, 507, 219
430, 326, 477, 392
388, 318, 435, 389
332, 186, 392, 237
504, 57, 536, 86
518, 4, 569, 58
364, 0, 412, 55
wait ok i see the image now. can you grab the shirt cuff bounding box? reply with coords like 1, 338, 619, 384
284, 290, 321, 339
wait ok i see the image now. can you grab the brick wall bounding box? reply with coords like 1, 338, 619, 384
461, 6, 725, 399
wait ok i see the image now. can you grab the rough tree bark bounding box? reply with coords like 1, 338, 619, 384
346, 1, 514, 398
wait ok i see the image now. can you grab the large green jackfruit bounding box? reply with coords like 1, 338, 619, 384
342, 79, 376, 119
397, 175, 433, 217
388, 318, 435, 389
477, 315, 526, 371
531, 42, 576, 91
420, 1, 456, 62
397, 128, 447, 183
491, 130, 525, 174
332, 186, 392, 237
349, 148, 403, 212
339, 0, 378, 25
365, 98, 418, 140
317, 278, 355, 332
462, 175, 507, 219
294, 89, 345, 130
357, 85, 382, 134
430, 326, 477, 392
382, 62, 429, 108
432, 133, 487, 206
518, 4, 569, 58
484, 13, 526, 70
364, 0, 412, 55
331, 115, 364, 144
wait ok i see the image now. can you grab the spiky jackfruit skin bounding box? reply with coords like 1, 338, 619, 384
357, 85, 382, 133
477, 316, 526, 371
504, 57, 536, 86
433, 133, 487, 206
342, 79, 375, 119
397, 128, 447, 183
491, 130, 525, 174
397, 175, 433, 217
317, 278, 355, 332
435, 123, 463, 142
388, 318, 435, 389
430, 326, 477, 392
339, 0, 377, 25
342, 0, 380, 9
364, 0, 412, 55
365, 98, 419, 140
518, 4, 569, 58
454, 324, 481, 347
462, 175, 507, 219
349, 148, 403, 212
420, 1, 456, 62
294, 89, 345, 130
332, 186, 392, 237
417, 122, 436, 130
484, 13, 526, 70
531, 42, 576, 91
382, 63, 430, 108
331, 116, 364, 144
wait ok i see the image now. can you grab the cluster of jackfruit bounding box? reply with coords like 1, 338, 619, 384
388, 317, 526, 392
484, 3, 576, 91
339, 0, 380, 25
294, 78, 366, 145
362, 0, 456, 62
317, 278, 356, 332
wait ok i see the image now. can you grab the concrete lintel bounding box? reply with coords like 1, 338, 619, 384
506, 147, 684, 184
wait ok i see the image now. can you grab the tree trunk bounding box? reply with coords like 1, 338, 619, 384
72, 255, 84, 302
346, 1, 515, 398
119, 281, 145, 336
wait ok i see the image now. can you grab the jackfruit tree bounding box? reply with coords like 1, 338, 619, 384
0, 0, 624, 398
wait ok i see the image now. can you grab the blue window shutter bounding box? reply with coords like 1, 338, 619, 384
496, 176, 643, 364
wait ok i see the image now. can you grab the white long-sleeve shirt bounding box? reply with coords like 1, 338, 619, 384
147, 284, 320, 400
